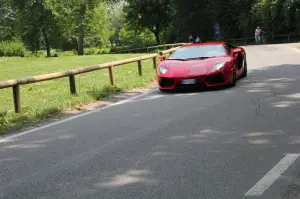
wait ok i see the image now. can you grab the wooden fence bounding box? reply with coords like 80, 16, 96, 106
0, 46, 184, 113
111, 43, 186, 54
113, 33, 300, 54
227, 33, 300, 45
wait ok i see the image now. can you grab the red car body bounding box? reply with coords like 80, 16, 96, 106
156, 42, 247, 91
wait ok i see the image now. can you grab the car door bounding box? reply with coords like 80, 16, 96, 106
226, 43, 244, 76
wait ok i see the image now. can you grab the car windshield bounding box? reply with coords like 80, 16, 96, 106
167, 44, 227, 60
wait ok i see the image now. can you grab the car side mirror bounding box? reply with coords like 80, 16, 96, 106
159, 55, 166, 61
231, 48, 241, 55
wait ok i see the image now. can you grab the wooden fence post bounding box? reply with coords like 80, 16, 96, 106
138, 60, 142, 76
12, 85, 21, 113
69, 75, 76, 95
152, 57, 157, 69
108, 66, 115, 85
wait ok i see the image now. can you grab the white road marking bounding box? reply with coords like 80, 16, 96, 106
0, 88, 158, 143
139, 94, 164, 101
174, 93, 198, 97
245, 153, 300, 196
290, 48, 300, 53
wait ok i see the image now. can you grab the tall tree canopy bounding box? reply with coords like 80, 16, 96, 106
46, 0, 111, 55
13, 0, 62, 57
1, 0, 300, 57
124, 0, 175, 44
0, 0, 16, 41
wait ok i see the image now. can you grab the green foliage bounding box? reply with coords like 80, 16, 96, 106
250, 0, 300, 35
89, 85, 122, 100
0, 0, 16, 41
1, 0, 300, 57
13, 0, 63, 56
84, 47, 101, 55
84, 2, 110, 48
45, 0, 112, 55
118, 23, 156, 46
0, 107, 62, 134
0, 40, 27, 57
124, 0, 175, 44
107, 1, 126, 46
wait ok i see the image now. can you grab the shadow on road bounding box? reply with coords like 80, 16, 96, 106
88, 64, 300, 198
1, 64, 300, 198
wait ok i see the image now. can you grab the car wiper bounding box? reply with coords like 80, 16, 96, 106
166, 58, 186, 61
167, 57, 217, 61
184, 56, 216, 60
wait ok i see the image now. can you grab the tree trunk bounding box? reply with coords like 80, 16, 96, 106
42, 28, 51, 57
78, 5, 86, 56
78, 24, 84, 55
153, 31, 160, 44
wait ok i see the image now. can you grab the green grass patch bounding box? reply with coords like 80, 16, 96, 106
0, 53, 157, 134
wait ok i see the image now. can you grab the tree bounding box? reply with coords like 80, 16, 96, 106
0, 0, 16, 41
85, 2, 110, 48
124, 0, 175, 44
107, 0, 126, 46
251, 0, 300, 35
118, 23, 156, 46
13, 0, 61, 57
46, 0, 112, 55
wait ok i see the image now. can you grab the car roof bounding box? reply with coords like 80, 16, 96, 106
181, 41, 226, 48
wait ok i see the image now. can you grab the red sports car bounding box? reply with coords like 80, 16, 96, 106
156, 42, 247, 91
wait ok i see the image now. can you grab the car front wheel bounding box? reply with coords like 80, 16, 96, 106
241, 58, 248, 78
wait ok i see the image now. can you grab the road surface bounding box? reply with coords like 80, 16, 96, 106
1, 44, 300, 199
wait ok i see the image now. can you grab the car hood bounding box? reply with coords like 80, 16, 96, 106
160, 57, 229, 76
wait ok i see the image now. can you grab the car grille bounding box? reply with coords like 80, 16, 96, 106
159, 77, 174, 87
206, 73, 225, 84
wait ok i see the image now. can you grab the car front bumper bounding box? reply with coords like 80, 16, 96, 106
157, 71, 231, 90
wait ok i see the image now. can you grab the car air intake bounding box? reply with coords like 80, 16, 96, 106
206, 73, 225, 84
160, 78, 174, 87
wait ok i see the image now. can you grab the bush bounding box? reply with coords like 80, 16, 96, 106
59, 51, 77, 57
88, 85, 122, 100
28, 50, 45, 58
85, 48, 101, 55
0, 41, 27, 57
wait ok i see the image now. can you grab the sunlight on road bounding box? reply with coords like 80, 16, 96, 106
96, 169, 157, 188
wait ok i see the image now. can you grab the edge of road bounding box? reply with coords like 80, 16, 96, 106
0, 87, 159, 142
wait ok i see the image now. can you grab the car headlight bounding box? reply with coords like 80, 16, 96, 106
213, 61, 226, 71
159, 66, 168, 74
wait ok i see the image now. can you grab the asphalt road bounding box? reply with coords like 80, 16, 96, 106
1, 44, 300, 199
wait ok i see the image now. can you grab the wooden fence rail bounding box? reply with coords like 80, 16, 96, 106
111, 43, 186, 54
0, 45, 183, 113
227, 33, 300, 45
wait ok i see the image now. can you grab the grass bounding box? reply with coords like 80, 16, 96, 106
0, 53, 157, 134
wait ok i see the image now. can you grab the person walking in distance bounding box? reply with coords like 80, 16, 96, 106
195, 36, 201, 43
189, 35, 194, 43
255, 27, 262, 44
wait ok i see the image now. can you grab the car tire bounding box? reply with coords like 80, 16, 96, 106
241, 58, 248, 78
231, 65, 237, 87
